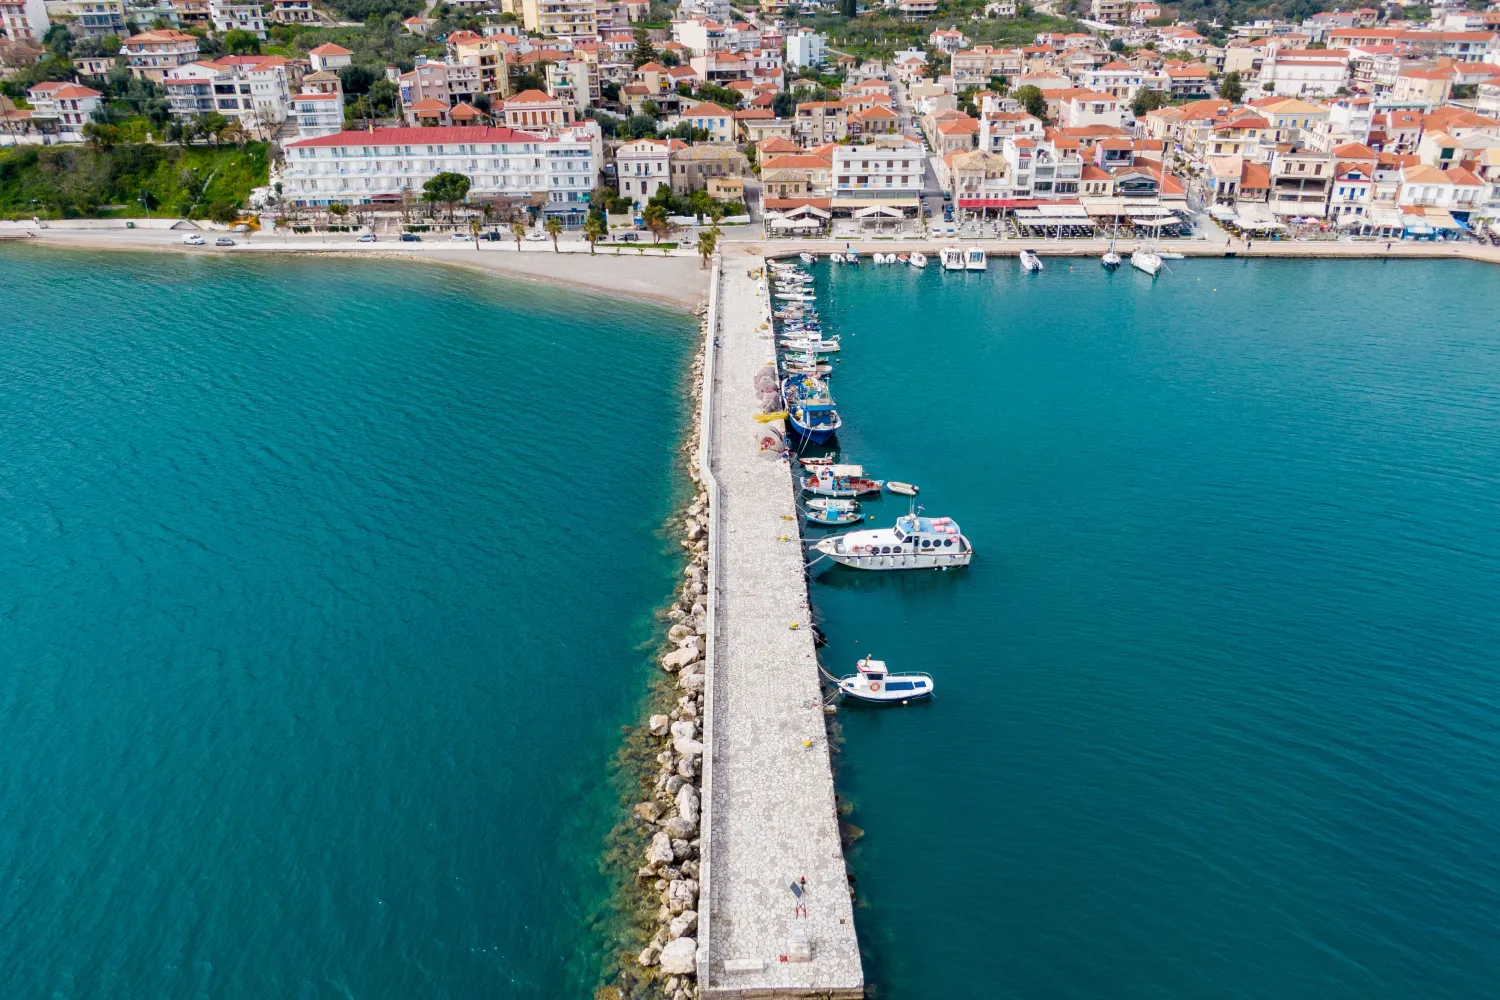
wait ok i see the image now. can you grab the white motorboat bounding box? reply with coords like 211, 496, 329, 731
844, 249, 859, 263
1019, 249, 1043, 272
885, 481, 919, 496
1160, 251, 1185, 259
909, 251, 928, 268
965, 247, 988, 271
830, 253, 844, 263
940, 246, 965, 270
800, 252, 817, 264
807, 497, 859, 513
780, 337, 841, 352
837, 656, 933, 703
1102, 248, 1122, 268
813, 511, 973, 570
1131, 248, 1163, 276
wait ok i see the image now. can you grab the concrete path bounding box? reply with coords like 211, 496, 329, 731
698, 258, 863, 998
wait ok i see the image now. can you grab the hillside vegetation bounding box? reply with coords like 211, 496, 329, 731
0, 141, 269, 220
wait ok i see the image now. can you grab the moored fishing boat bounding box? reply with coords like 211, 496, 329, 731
782, 373, 841, 444
965, 247, 988, 271
806, 507, 863, 526
780, 337, 841, 353
806, 496, 857, 510
940, 246, 965, 270
1020, 249, 1043, 272
836, 656, 933, 703
897, 253, 910, 264
813, 511, 973, 570
801, 464, 883, 497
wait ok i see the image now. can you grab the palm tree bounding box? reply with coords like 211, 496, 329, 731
642, 202, 670, 243
697, 227, 717, 269
510, 218, 527, 251
582, 214, 607, 255
544, 216, 563, 252
468, 215, 482, 248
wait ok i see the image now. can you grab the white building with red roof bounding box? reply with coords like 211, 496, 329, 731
308, 42, 353, 72
23, 81, 101, 140
282, 124, 600, 223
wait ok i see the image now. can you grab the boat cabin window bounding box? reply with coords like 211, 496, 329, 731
893, 529, 906, 542
885, 681, 915, 692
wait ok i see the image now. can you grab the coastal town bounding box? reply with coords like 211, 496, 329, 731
4, 3, 1500, 1000
2, 0, 1500, 244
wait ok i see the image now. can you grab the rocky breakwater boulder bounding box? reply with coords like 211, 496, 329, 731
623, 334, 711, 1000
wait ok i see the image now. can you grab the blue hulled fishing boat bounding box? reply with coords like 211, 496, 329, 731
782, 373, 842, 444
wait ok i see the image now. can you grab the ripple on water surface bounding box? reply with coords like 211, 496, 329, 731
804, 258, 1500, 1000
0, 247, 695, 999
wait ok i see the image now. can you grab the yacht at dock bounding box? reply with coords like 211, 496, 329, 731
814, 512, 973, 570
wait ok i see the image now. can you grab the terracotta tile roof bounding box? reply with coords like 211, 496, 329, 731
309, 43, 352, 55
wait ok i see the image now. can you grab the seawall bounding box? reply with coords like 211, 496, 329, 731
695, 258, 864, 998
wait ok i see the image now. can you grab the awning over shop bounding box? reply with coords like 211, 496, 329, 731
768, 217, 822, 229
832, 196, 920, 209
1208, 204, 1238, 222
1423, 208, 1462, 230
783, 204, 831, 219
1081, 197, 1128, 216
1401, 213, 1433, 233
1126, 205, 1177, 219
1367, 207, 1403, 229
853, 204, 905, 218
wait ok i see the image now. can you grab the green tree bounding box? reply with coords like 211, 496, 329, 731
632, 27, 657, 68
223, 29, 260, 55
468, 214, 482, 247
544, 214, 562, 251
510, 217, 527, 250
839, 0, 855, 16
422, 170, 470, 219
697, 227, 716, 268
642, 202, 670, 243
688, 188, 714, 223
1013, 85, 1046, 119
1218, 70, 1244, 104
1131, 88, 1169, 119
582, 213, 607, 254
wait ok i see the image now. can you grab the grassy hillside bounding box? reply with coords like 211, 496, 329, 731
0, 141, 270, 221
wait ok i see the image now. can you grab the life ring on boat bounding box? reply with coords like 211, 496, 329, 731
868, 681, 880, 692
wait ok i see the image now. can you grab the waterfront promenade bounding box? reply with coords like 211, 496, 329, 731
696, 259, 864, 998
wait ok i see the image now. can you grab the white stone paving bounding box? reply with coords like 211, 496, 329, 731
699, 257, 864, 998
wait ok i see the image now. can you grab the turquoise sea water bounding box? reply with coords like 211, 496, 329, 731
0, 247, 694, 998
806, 258, 1500, 999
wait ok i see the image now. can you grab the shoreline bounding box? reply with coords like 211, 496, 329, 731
742, 239, 1500, 264
2, 231, 710, 312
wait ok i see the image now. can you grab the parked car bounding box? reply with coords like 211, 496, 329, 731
399, 233, 422, 242
357, 233, 377, 242
230, 223, 250, 233
181, 233, 205, 246
450, 232, 470, 241
214, 237, 235, 247
526, 229, 546, 241
615, 231, 639, 242
481, 230, 502, 241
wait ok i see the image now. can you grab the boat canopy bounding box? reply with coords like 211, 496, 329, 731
821, 463, 864, 477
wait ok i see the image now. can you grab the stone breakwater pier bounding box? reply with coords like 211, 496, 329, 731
694, 257, 864, 997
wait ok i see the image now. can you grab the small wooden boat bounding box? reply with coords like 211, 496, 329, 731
802, 470, 883, 497
885, 481, 919, 496
784, 362, 833, 375
806, 496, 856, 510
836, 656, 934, 703
800, 455, 837, 467
806, 507, 863, 526
780, 338, 840, 353
897, 253, 909, 263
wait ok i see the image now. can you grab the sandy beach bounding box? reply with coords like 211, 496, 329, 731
3, 229, 711, 311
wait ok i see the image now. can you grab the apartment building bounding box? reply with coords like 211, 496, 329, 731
209, 0, 264, 38
520, 0, 596, 39
0, 0, 48, 42
1090, 0, 1130, 24
49, 0, 125, 37
1267, 144, 1333, 218
270, 0, 316, 23
24, 81, 102, 139
831, 135, 926, 210
950, 45, 1024, 89
615, 136, 686, 204
120, 29, 200, 82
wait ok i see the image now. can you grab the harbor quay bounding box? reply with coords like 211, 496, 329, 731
695, 257, 864, 999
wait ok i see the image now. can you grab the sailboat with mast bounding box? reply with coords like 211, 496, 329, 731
1102, 219, 1122, 268
1131, 145, 1167, 276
